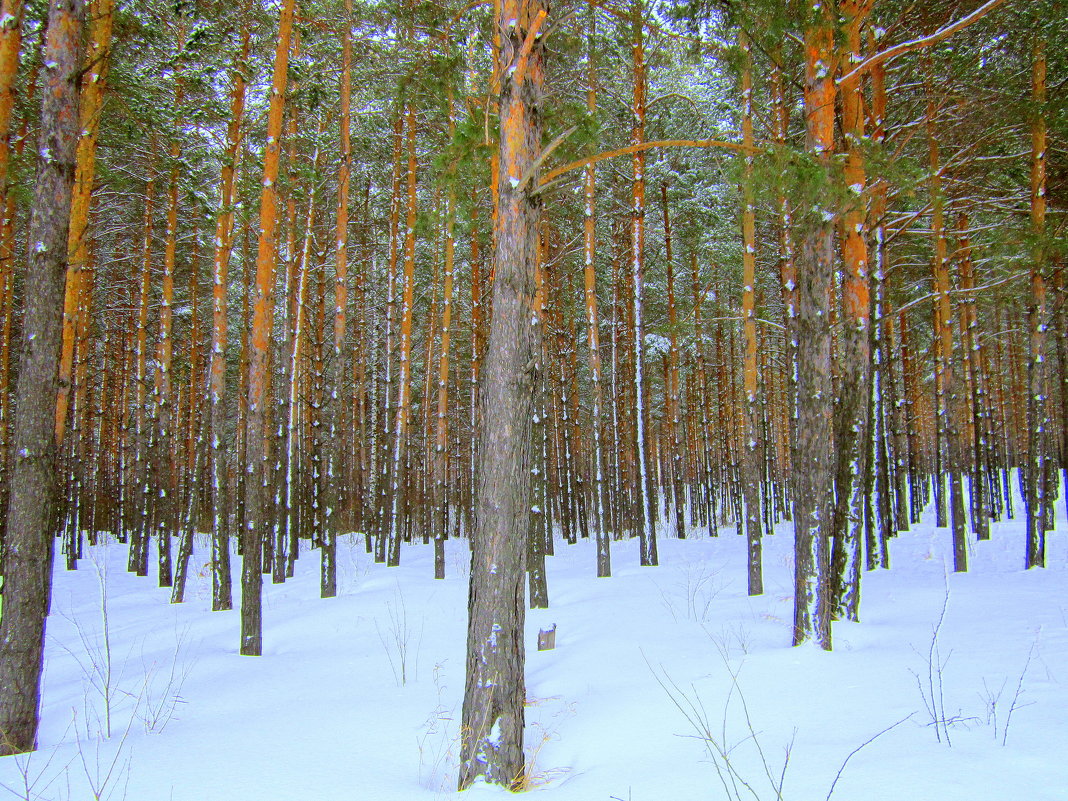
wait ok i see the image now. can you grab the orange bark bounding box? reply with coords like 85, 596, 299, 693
206, 9, 249, 611
792, 2, 835, 651
55, 0, 117, 445
0, 0, 24, 195
1026, 37, 1047, 568
433, 92, 456, 577
926, 67, 967, 573
738, 30, 762, 594
243, 0, 297, 657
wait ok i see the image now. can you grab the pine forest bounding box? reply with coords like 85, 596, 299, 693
0, 0, 1065, 797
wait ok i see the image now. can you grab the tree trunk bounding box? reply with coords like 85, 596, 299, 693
207, 9, 249, 612
792, 2, 835, 651
153, 43, 186, 588
387, 102, 417, 568
630, 0, 656, 567
242, 0, 296, 656
54, 0, 115, 448
830, 1, 871, 621
738, 31, 762, 595
0, 0, 85, 755
458, 0, 545, 789
925, 76, 967, 573
771, 59, 796, 525
323, 0, 352, 596
583, 3, 609, 575
956, 213, 989, 541
1025, 37, 1047, 569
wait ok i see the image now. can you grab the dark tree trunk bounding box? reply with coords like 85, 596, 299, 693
0, 0, 85, 755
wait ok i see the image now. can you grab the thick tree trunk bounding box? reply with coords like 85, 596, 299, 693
830, 1, 871, 621
792, 3, 835, 651
458, 0, 544, 789
0, 0, 85, 755
54, 0, 115, 448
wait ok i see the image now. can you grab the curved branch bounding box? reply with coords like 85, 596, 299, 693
539, 138, 756, 187
838, 0, 1012, 86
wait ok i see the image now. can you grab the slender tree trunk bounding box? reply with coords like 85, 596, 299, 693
925, 76, 967, 573
172, 240, 203, 604
458, 0, 545, 788
956, 213, 989, 541
468, 197, 484, 544
153, 43, 186, 588
129, 177, 154, 576
1054, 261, 1067, 524
282, 125, 325, 587
387, 102, 417, 568
771, 60, 796, 524
242, 0, 296, 657
738, 31, 762, 595
433, 92, 456, 580
691, 254, 717, 533
582, 3, 609, 575
527, 234, 549, 607
1025, 37, 1047, 569
630, 0, 656, 567
323, 0, 352, 596
0, 0, 85, 754
207, 10, 249, 612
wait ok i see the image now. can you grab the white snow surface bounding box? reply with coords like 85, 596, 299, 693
3, 487, 1066, 800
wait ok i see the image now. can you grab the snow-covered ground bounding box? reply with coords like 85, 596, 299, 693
2, 487, 1066, 801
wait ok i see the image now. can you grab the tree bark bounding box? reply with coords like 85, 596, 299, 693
458, 0, 545, 789
0, 0, 85, 755
630, 0, 656, 567
830, 0, 871, 621
1025, 36, 1047, 569
925, 75, 967, 573
0, 0, 25, 198
242, 0, 296, 656
54, 0, 115, 448
323, 0, 352, 595
738, 31, 762, 595
207, 9, 250, 612
792, 2, 835, 651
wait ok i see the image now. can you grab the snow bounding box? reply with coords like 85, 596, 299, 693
2, 480, 1065, 800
